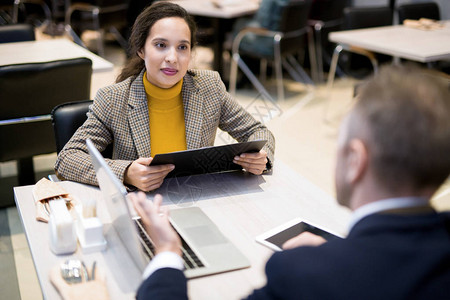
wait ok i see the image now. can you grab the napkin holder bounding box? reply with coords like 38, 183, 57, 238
75, 204, 106, 253
49, 200, 77, 255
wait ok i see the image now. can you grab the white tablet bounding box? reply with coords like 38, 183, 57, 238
255, 218, 343, 251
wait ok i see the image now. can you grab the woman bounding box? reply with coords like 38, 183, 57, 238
55, 2, 275, 191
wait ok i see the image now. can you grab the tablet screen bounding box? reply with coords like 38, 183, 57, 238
255, 219, 343, 251
265, 221, 340, 249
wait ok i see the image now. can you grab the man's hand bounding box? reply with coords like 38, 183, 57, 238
49, 263, 109, 300
282, 232, 327, 250
129, 192, 182, 256
124, 157, 174, 191
233, 149, 268, 175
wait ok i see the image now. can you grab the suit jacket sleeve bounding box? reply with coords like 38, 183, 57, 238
54, 81, 134, 186
137, 268, 188, 300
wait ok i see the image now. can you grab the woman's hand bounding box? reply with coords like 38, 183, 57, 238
129, 192, 181, 256
233, 149, 268, 175
124, 157, 174, 191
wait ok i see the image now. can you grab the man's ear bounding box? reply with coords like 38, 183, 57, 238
346, 139, 368, 184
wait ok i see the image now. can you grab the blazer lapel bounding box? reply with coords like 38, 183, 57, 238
182, 72, 203, 150
128, 70, 151, 157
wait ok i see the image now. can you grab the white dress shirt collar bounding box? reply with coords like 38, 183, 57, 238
348, 197, 429, 231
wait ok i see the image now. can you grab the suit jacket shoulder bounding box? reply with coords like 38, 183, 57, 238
247, 212, 450, 300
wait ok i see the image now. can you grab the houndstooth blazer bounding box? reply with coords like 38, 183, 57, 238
55, 69, 275, 186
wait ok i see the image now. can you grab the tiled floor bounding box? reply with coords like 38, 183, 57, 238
1, 25, 449, 300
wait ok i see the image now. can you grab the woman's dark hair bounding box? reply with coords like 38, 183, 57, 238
116, 2, 197, 82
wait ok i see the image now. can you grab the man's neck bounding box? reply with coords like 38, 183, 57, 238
349, 182, 436, 211
348, 196, 432, 231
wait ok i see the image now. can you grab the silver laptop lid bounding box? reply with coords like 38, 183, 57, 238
86, 138, 148, 271
87, 138, 251, 278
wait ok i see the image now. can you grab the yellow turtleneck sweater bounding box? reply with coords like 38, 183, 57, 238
143, 72, 187, 157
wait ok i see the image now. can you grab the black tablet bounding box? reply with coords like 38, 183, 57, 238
151, 140, 267, 178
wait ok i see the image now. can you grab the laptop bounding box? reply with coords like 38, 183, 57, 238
86, 138, 251, 278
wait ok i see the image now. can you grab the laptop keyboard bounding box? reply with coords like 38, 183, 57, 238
134, 218, 205, 270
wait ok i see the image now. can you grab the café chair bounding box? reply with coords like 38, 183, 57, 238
397, 2, 440, 24
0, 22, 34, 42
0, 0, 51, 24
65, 0, 128, 57
229, 0, 315, 103
51, 100, 113, 156
307, 0, 349, 82
51, 100, 92, 154
326, 6, 393, 91
0, 57, 92, 185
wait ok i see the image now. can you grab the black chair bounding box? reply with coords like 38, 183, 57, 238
229, 0, 315, 102
0, 0, 51, 24
0, 57, 92, 185
308, 0, 350, 82
65, 0, 128, 57
397, 2, 440, 24
0, 22, 34, 42
51, 100, 113, 157
327, 6, 393, 90
51, 100, 92, 153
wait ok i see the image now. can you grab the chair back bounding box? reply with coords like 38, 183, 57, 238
51, 100, 92, 153
397, 2, 440, 24
0, 57, 92, 162
276, 0, 312, 55
51, 100, 113, 157
309, 0, 349, 22
0, 23, 35, 43
343, 6, 393, 30
277, 0, 312, 33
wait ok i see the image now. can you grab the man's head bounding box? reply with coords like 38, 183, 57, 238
335, 65, 450, 208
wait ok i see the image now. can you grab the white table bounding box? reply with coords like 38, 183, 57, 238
328, 22, 450, 63
326, 21, 450, 91
170, 0, 259, 19
14, 161, 351, 300
169, 0, 259, 75
0, 39, 114, 72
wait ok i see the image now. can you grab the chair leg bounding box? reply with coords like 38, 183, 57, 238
313, 25, 323, 83
109, 26, 128, 50
260, 59, 267, 84
274, 38, 284, 102
326, 45, 343, 95
17, 157, 35, 185
283, 55, 314, 86
64, 24, 86, 48
13, 0, 20, 23
64, 6, 86, 48
92, 8, 105, 57
229, 52, 239, 96
232, 53, 276, 103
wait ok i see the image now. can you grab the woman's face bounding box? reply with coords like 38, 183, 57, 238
138, 17, 191, 88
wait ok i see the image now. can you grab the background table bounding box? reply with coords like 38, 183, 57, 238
326, 21, 450, 91
329, 21, 450, 63
0, 39, 114, 72
169, 0, 259, 76
14, 160, 350, 300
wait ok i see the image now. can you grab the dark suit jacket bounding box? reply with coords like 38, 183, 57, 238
136, 211, 450, 300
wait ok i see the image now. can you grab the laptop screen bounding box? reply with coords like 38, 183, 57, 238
86, 138, 148, 271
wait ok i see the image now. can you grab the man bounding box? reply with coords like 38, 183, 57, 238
129, 65, 450, 299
